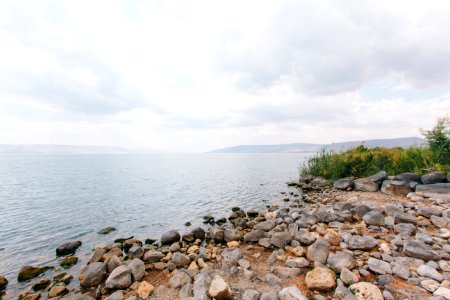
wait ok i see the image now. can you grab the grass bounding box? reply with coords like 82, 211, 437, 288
300, 145, 449, 180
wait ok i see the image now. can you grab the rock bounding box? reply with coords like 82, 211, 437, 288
221, 248, 243, 265
394, 223, 417, 236
18, 266, 50, 282
105, 265, 132, 289
108, 290, 124, 300
394, 173, 422, 183
334, 178, 354, 190
421, 172, 446, 184
169, 243, 180, 252
192, 227, 206, 240
238, 259, 251, 270
417, 264, 443, 282
434, 287, 450, 299
254, 220, 276, 231
367, 258, 392, 275
56, 241, 82, 256
271, 267, 302, 278
327, 251, 356, 272
286, 257, 309, 268
20, 293, 41, 300
128, 258, 145, 281
49, 285, 68, 298
431, 215, 449, 228
244, 230, 267, 242
354, 178, 379, 192
179, 282, 193, 298
393, 212, 417, 224
349, 282, 383, 300
224, 229, 242, 242
278, 286, 308, 300
98, 227, 116, 234
381, 180, 412, 195
265, 273, 282, 287
296, 229, 316, 245
172, 252, 191, 267
417, 207, 442, 218
347, 236, 378, 250
210, 228, 224, 242
161, 230, 180, 244
143, 250, 164, 263
403, 240, 440, 261
169, 271, 191, 288
107, 255, 123, 273
208, 275, 232, 300
128, 246, 144, 259
89, 247, 106, 264
416, 183, 450, 194
260, 292, 280, 300
32, 278, 50, 291
306, 238, 330, 264
368, 171, 388, 184
243, 289, 260, 300
60, 256, 78, 268
421, 279, 440, 292
340, 267, 359, 285
79, 262, 107, 288
363, 211, 385, 226
0, 275, 8, 290
390, 262, 410, 279
305, 267, 336, 291
271, 232, 291, 248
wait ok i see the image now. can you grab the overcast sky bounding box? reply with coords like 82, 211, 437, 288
1, 0, 450, 152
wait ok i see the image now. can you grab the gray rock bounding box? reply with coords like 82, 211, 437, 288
254, 220, 276, 231
221, 248, 243, 265
420, 279, 440, 292
347, 235, 378, 250
161, 230, 181, 244
260, 292, 280, 300
393, 212, 417, 224
270, 267, 301, 278
327, 251, 356, 272
340, 267, 359, 285
128, 258, 145, 281
367, 258, 392, 275
286, 257, 309, 268
179, 283, 193, 298
296, 229, 316, 245
421, 172, 446, 184
259, 238, 272, 248
351, 205, 371, 220
394, 173, 422, 183
264, 273, 282, 287
403, 240, 440, 261
244, 230, 267, 242
368, 171, 388, 184
378, 274, 394, 285
394, 223, 417, 236
105, 265, 132, 289
363, 211, 385, 226
172, 252, 191, 267
417, 207, 442, 218
169, 271, 192, 289
107, 255, 123, 273
224, 229, 242, 242
381, 180, 412, 195
307, 238, 330, 264
278, 286, 308, 300
193, 270, 212, 299
354, 178, 378, 192
56, 241, 82, 256
390, 262, 410, 279
143, 250, 164, 263
334, 178, 354, 190
243, 289, 260, 300
417, 265, 443, 282
79, 262, 107, 288
271, 232, 291, 248
210, 228, 224, 242
431, 215, 449, 228
127, 245, 143, 260
238, 259, 251, 270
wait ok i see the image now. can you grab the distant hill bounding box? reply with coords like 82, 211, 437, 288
209, 137, 426, 153
0, 144, 155, 154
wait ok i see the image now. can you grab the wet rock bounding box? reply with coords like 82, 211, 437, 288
56, 241, 82, 256
169, 271, 191, 288
224, 229, 242, 242
403, 240, 440, 261
254, 220, 276, 232
0, 275, 7, 290
349, 282, 383, 300
128, 258, 145, 281
32, 278, 50, 291
210, 228, 224, 242
421, 171, 446, 184
49, 285, 68, 298
327, 251, 357, 272
208, 275, 232, 300
18, 266, 50, 282
306, 238, 330, 264
19, 292, 41, 300
296, 229, 316, 245
367, 258, 392, 275
421, 279, 440, 292
347, 235, 378, 250
98, 227, 116, 235
161, 230, 180, 245
60, 256, 78, 268
89, 248, 106, 264
417, 264, 443, 282
172, 252, 191, 267
105, 265, 132, 289
305, 267, 336, 291
381, 180, 412, 195
278, 286, 308, 300
143, 250, 164, 263
107, 255, 123, 273
244, 230, 267, 242
271, 232, 291, 248
363, 211, 385, 226
394, 173, 422, 183
79, 262, 107, 288
192, 227, 205, 240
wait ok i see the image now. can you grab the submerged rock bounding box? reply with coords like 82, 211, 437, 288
18, 266, 50, 282
98, 227, 116, 235
60, 256, 78, 268
56, 241, 82, 256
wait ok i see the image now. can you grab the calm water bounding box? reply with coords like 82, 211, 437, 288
0, 153, 308, 291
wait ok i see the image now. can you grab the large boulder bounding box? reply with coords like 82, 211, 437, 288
380, 180, 412, 195
80, 262, 107, 288
105, 265, 132, 289
354, 178, 378, 192
56, 241, 82, 256
421, 172, 446, 184
333, 178, 354, 190
349, 282, 383, 300
416, 183, 450, 194
305, 267, 336, 291
368, 171, 388, 184
394, 172, 422, 183
403, 240, 440, 261
160, 230, 180, 245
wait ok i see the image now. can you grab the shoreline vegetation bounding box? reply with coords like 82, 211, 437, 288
0, 118, 449, 300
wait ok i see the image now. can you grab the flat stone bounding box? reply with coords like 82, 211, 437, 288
367, 258, 392, 275
381, 180, 412, 195
403, 240, 440, 261
347, 235, 378, 250
334, 178, 354, 190
417, 264, 443, 282
421, 172, 446, 185
305, 267, 336, 291
354, 178, 379, 192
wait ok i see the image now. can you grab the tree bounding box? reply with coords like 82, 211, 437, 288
421, 116, 450, 165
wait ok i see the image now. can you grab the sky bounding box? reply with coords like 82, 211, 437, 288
0, 0, 450, 152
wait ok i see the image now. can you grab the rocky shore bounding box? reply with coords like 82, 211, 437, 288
1, 171, 449, 300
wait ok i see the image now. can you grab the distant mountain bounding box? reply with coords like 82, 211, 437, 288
0, 144, 155, 154
209, 137, 426, 153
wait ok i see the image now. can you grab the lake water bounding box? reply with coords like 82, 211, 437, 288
0, 153, 309, 292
